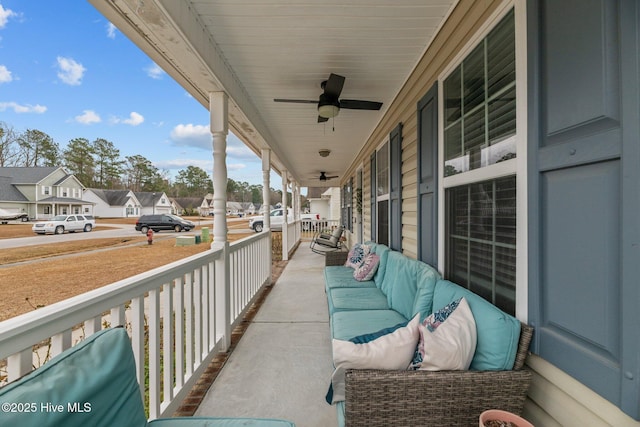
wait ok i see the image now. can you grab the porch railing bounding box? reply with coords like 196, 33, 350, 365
300, 219, 341, 239
0, 231, 271, 420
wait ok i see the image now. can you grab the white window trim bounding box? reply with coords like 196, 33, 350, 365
436, 0, 529, 320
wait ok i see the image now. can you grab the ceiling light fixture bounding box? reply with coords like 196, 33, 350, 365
318, 149, 331, 158
317, 94, 340, 118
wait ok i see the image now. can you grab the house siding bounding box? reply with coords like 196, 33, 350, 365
350, 0, 497, 257
344, 0, 640, 425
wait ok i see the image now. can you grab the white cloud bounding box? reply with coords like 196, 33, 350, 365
0, 5, 16, 29
112, 111, 144, 126
170, 123, 210, 149
106, 22, 117, 39
56, 56, 86, 85
0, 65, 12, 83
145, 63, 164, 80
0, 102, 47, 113
75, 109, 101, 124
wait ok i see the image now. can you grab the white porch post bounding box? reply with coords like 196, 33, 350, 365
261, 149, 272, 284
210, 91, 231, 351
281, 170, 289, 261
261, 149, 271, 230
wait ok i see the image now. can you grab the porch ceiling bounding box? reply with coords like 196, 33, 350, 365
89, 0, 456, 187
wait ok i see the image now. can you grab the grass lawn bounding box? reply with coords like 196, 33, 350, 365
0, 217, 255, 322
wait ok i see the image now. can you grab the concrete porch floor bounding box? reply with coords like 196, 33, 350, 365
194, 243, 338, 427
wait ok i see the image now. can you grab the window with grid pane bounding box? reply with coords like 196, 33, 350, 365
446, 176, 516, 314
444, 9, 516, 177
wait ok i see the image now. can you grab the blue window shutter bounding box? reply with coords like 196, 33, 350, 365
370, 152, 376, 241
389, 123, 403, 251
417, 84, 438, 265
527, 0, 640, 419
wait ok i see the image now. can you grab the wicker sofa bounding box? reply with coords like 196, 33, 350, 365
325, 244, 533, 427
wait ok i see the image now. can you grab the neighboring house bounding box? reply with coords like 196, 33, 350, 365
225, 201, 243, 216
171, 197, 205, 215
0, 167, 93, 219
306, 187, 340, 221
134, 192, 171, 215
240, 202, 256, 215
200, 194, 213, 216
84, 189, 141, 218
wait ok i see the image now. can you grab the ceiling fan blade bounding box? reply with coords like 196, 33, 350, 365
339, 99, 383, 110
274, 99, 317, 104
323, 73, 345, 98
317, 116, 329, 123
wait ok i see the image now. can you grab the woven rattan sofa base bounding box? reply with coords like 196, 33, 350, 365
344, 368, 532, 427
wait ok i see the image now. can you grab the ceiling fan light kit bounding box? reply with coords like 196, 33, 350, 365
274, 73, 382, 123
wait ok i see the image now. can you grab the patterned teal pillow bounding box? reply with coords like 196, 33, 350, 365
344, 243, 370, 269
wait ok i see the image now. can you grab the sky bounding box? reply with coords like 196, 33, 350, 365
0, 1, 280, 187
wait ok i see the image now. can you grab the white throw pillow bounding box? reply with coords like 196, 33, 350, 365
330, 313, 420, 403
413, 297, 477, 371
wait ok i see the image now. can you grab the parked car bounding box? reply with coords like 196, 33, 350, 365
249, 209, 322, 232
135, 214, 194, 233
31, 214, 95, 234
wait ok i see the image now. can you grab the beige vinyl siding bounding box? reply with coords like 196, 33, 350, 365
343, 0, 503, 260
525, 356, 640, 427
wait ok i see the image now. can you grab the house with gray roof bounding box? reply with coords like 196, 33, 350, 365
0, 167, 93, 220
84, 189, 142, 218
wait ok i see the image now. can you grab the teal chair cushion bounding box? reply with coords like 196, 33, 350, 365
381, 252, 421, 318
324, 266, 376, 291
411, 263, 441, 321
0, 328, 147, 427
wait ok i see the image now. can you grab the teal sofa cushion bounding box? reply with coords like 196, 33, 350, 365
328, 287, 389, 315
148, 418, 296, 426
381, 251, 421, 319
324, 266, 376, 291
331, 309, 408, 341
411, 263, 441, 321
432, 280, 521, 370
367, 243, 391, 289
0, 328, 147, 427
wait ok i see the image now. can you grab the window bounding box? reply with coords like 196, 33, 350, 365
444, 9, 516, 177
43, 186, 50, 196
442, 8, 518, 315
341, 179, 353, 232
446, 176, 516, 313
376, 142, 390, 246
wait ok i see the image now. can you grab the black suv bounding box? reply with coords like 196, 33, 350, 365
135, 214, 194, 233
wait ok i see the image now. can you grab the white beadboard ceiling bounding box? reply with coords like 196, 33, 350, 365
89, 0, 456, 187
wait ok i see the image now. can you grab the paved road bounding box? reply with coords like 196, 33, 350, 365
0, 217, 252, 250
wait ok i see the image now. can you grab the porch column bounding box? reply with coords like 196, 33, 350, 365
261, 149, 271, 230
210, 91, 231, 351
281, 170, 289, 261
261, 149, 272, 284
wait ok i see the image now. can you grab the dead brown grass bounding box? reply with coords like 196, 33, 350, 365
0, 230, 254, 322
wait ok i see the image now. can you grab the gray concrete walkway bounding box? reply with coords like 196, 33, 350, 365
195, 243, 338, 427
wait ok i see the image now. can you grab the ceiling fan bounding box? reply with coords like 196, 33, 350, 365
319, 171, 338, 182
274, 73, 383, 123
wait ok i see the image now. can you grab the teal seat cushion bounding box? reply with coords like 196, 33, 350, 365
331, 309, 408, 341
324, 266, 376, 290
328, 287, 389, 315
432, 280, 521, 370
148, 417, 296, 426
0, 328, 147, 427
336, 401, 345, 427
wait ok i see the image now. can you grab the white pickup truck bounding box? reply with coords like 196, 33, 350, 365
31, 214, 95, 235
248, 209, 322, 232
